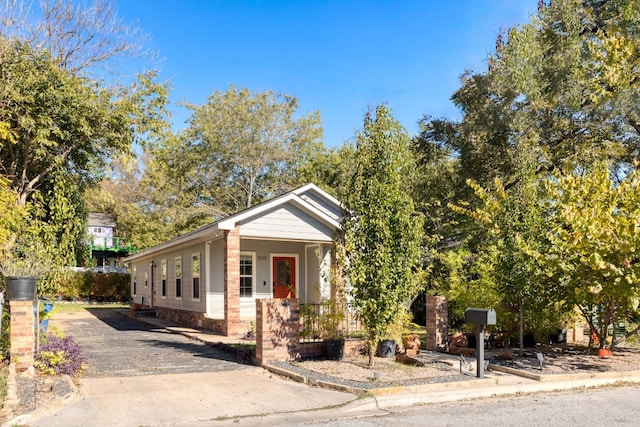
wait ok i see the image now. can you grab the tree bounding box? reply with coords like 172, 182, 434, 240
341, 105, 424, 368
1, 0, 150, 74
183, 85, 323, 213
0, 38, 168, 206
534, 165, 640, 350
0, 177, 25, 251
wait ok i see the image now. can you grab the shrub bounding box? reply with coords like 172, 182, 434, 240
35, 334, 86, 376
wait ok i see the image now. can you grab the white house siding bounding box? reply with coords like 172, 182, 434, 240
130, 242, 208, 313
206, 241, 225, 319
298, 191, 342, 223
239, 205, 334, 241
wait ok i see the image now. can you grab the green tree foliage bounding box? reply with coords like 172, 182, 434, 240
0, 38, 168, 206
533, 165, 640, 350
492, 0, 640, 173
341, 105, 424, 368
0, 177, 25, 250
182, 85, 323, 213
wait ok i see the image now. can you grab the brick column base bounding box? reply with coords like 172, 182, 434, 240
426, 296, 448, 351
256, 299, 300, 366
10, 300, 35, 371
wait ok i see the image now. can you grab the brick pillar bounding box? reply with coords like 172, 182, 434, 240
426, 296, 448, 351
224, 226, 240, 336
10, 300, 35, 371
256, 298, 300, 366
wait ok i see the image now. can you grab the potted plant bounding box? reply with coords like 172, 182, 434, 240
0, 239, 49, 301
319, 298, 345, 360
377, 310, 412, 358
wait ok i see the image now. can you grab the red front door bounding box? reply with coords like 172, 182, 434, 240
273, 257, 296, 298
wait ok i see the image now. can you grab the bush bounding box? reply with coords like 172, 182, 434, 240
58, 271, 130, 301
35, 334, 86, 376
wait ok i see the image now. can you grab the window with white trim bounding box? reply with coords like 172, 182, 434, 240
192, 253, 200, 300
175, 256, 182, 298
240, 253, 254, 298
161, 259, 167, 297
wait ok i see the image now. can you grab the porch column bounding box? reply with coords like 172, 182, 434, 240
224, 225, 240, 336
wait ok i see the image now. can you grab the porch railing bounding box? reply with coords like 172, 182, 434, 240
299, 302, 364, 343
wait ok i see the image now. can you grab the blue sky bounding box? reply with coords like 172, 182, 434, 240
117, 1, 535, 147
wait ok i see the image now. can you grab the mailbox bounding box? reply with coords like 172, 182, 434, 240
465, 308, 496, 325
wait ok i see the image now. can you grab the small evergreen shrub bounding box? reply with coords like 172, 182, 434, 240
35, 334, 86, 376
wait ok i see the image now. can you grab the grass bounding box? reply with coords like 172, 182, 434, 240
51, 302, 129, 314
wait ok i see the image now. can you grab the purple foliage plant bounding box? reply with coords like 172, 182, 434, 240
35, 334, 86, 376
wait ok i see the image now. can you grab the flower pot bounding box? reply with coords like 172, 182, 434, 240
6, 276, 37, 301
377, 339, 396, 358
597, 348, 613, 358
323, 339, 344, 360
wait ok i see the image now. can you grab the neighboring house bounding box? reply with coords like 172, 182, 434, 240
88, 213, 115, 248
123, 184, 342, 336
87, 213, 137, 268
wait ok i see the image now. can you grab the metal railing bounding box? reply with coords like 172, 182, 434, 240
299, 302, 364, 342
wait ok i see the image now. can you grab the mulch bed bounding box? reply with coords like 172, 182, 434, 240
489, 345, 640, 375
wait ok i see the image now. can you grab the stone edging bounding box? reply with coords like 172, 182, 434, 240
263, 363, 495, 395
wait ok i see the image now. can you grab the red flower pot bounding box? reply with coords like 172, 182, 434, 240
597, 348, 613, 358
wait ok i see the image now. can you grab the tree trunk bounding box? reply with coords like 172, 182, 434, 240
518, 299, 524, 358
367, 340, 375, 368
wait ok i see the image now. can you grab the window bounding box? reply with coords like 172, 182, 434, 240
240, 253, 254, 298
93, 227, 102, 234
132, 266, 137, 295
192, 253, 200, 300
175, 256, 182, 298
161, 259, 167, 297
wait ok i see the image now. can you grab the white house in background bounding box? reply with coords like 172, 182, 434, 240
123, 183, 343, 336
88, 213, 115, 248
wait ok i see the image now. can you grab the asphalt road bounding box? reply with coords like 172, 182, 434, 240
302, 385, 640, 426
52, 308, 246, 377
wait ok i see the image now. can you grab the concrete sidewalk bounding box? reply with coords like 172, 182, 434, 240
12, 309, 640, 427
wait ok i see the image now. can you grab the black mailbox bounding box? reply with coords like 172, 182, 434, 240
465, 308, 496, 325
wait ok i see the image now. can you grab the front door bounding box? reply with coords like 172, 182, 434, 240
273, 256, 296, 298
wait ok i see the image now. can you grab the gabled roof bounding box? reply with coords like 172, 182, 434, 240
88, 213, 115, 228
217, 183, 341, 230
124, 183, 342, 262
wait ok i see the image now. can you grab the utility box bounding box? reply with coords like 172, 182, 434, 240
465, 308, 496, 326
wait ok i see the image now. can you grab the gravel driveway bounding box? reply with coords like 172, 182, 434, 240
52, 308, 246, 377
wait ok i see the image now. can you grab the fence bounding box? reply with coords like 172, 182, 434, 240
299, 302, 364, 343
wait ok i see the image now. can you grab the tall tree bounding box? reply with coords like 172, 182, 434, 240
341, 105, 424, 368
0, 0, 150, 74
0, 39, 168, 206
183, 85, 323, 213
534, 165, 640, 350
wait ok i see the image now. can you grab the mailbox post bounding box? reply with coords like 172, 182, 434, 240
464, 308, 496, 378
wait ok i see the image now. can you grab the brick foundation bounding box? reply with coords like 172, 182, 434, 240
426, 296, 448, 351
10, 300, 35, 371
154, 306, 252, 337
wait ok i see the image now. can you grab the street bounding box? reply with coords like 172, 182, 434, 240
304, 385, 640, 426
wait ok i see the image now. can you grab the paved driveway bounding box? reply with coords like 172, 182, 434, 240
25, 308, 355, 427
52, 308, 245, 377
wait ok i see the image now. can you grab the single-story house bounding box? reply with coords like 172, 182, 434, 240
124, 183, 342, 336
